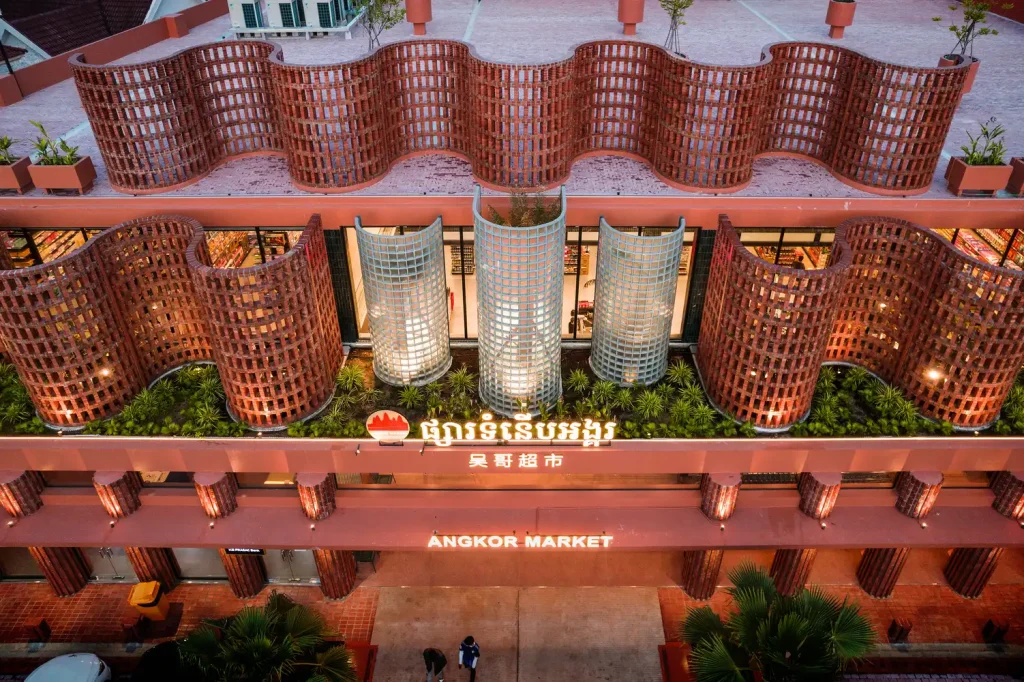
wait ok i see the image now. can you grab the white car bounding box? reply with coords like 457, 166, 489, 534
25, 653, 112, 682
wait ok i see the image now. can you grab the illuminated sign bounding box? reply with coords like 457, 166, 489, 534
225, 548, 265, 555
366, 410, 411, 441
427, 534, 613, 549
469, 452, 562, 468
421, 413, 616, 447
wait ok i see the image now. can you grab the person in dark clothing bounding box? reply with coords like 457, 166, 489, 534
424, 647, 448, 682
568, 309, 577, 335
459, 636, 480, 682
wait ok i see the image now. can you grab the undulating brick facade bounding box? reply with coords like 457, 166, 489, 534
0, 215, 341, 429
71, 39, 966, 195
698, 216, 1024, 430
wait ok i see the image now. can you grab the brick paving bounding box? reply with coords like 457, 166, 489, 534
658, 584, 1024, 646
0, 582, 378, 644
1, 0, 1023, 198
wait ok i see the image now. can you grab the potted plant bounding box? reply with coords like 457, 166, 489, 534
945, 119, 1013, 196
933, 1, 1014, 93
26, 121, 96, 195
1007, 156, 1024, 195
0, 135, 32, 194
826, 0, 857, 39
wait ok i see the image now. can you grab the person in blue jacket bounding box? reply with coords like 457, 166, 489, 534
458, 636, 480, 682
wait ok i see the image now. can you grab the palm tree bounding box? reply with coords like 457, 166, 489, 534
179, 592, 358, 682
681, 563, 874, 682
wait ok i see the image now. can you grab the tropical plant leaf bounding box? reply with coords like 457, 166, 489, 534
680, 605, 727, 646
689, 634, 747, 682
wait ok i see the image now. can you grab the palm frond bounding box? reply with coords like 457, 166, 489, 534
680, 605, 727, 647
690, 634, 747, 682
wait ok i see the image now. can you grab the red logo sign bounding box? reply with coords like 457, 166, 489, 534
365, 410, 410, 441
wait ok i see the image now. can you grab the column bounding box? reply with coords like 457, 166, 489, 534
856, 547, 910, 598
618, 0, 645, 35
93, 471, 143, 519
297, 473, 336, 521
28, 547, 91, 597
195, 472, 239, 518
219, 549, 266, 599
681, 550, 723, 600
125, 548, 181, 591
405, 0, 431, 35
700, 473, 740, 521
313, 549, 358, 599
354, 217, 450, 386
798, 472, 841, 519
0, 470, 45, 518
944, 547, 1004, 599
895, 471, 943, 519
991, 471, 1024, 521
770, 549, 817, 596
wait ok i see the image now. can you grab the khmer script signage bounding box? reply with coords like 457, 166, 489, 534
420, 413, 616, 447
427, 534, 614, 549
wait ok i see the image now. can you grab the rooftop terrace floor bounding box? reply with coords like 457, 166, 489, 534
1, 0, 1022, 199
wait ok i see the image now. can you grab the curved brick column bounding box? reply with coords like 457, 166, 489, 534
0, 470, 45, 518
827, 218, 1024, 429
590, 218, 685, 386
73, 40, 964, 196
991, 471, 1024, 521
354, 217, 451, 386
188, 215, 342, 430
0, 215, 213, 428
93, 471, 143, 519
474, 186, 566, 415
895, 471, 943, 520
297, 473, 336, 521
697, 217, 851, 429
856, 547, 910, 599
28, 547, 91, 597
313, 549, 358, 599
219, 549, 267, 599
681, 550, 723, 600
944, 547, 1004, 599
798, 472, 842, 519
700, 473, 741, 521
194, 472, 239, 519
125, 547, 181, 591
770, 549, 817, 596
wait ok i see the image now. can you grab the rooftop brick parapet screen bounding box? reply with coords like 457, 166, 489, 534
0, 215, 340, 430
698, 216, 1024, 431
70, 39, 967, 195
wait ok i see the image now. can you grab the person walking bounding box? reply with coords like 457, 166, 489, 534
424, 647, 448, 682
458, 636, 480, 682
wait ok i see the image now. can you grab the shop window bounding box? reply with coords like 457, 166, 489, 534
40, 471, 94, 487
944, 228, 1022, 269
265, 549, 319, 584
0, 547, 43, 579
741, 473, 798, 488
841, 472, 896, 488
86, 547, 136, 581
173, 548, 228, 580
140, 472, 193, 487
237, 472, 297, 488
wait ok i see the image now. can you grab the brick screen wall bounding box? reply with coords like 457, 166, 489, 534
71, 39, 967, 195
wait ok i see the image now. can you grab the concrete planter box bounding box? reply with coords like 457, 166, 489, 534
945, 157, 1013, 196
0, 156, 33, 193
28, 157, 96, 195
1006, 157, 1024, 196
826, 0, 856, 38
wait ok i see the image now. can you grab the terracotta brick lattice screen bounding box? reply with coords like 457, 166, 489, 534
71, 40, 966, 195
0, 215, 340, 430
698, 216, 1024, 430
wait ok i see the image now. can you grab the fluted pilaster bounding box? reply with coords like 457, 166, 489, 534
895, 471, 942, 519
681, 549, 723, 600
857, 547, 910, 598
195, 472, 239, 519
219, 549, 266, 598
944, 547, 1004, 599
297, 473, 336, 521
991, 471, 1024, 521
93, 471, 143, 519
313, 549, 358, 599
700, 473, 740, 521
770, 549, 817, 596
0, 470, 45, 518
798, 472, 841, 519
125, 547, 181, 591
28, 547, 91, 597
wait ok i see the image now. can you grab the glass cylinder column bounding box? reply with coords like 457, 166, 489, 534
590, 218, 686, 385
355, 217, 451, 386
474, 185, 567, 415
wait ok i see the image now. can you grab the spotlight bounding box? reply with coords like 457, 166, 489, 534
719, 524, 726, 531
209, 521, 215, 529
